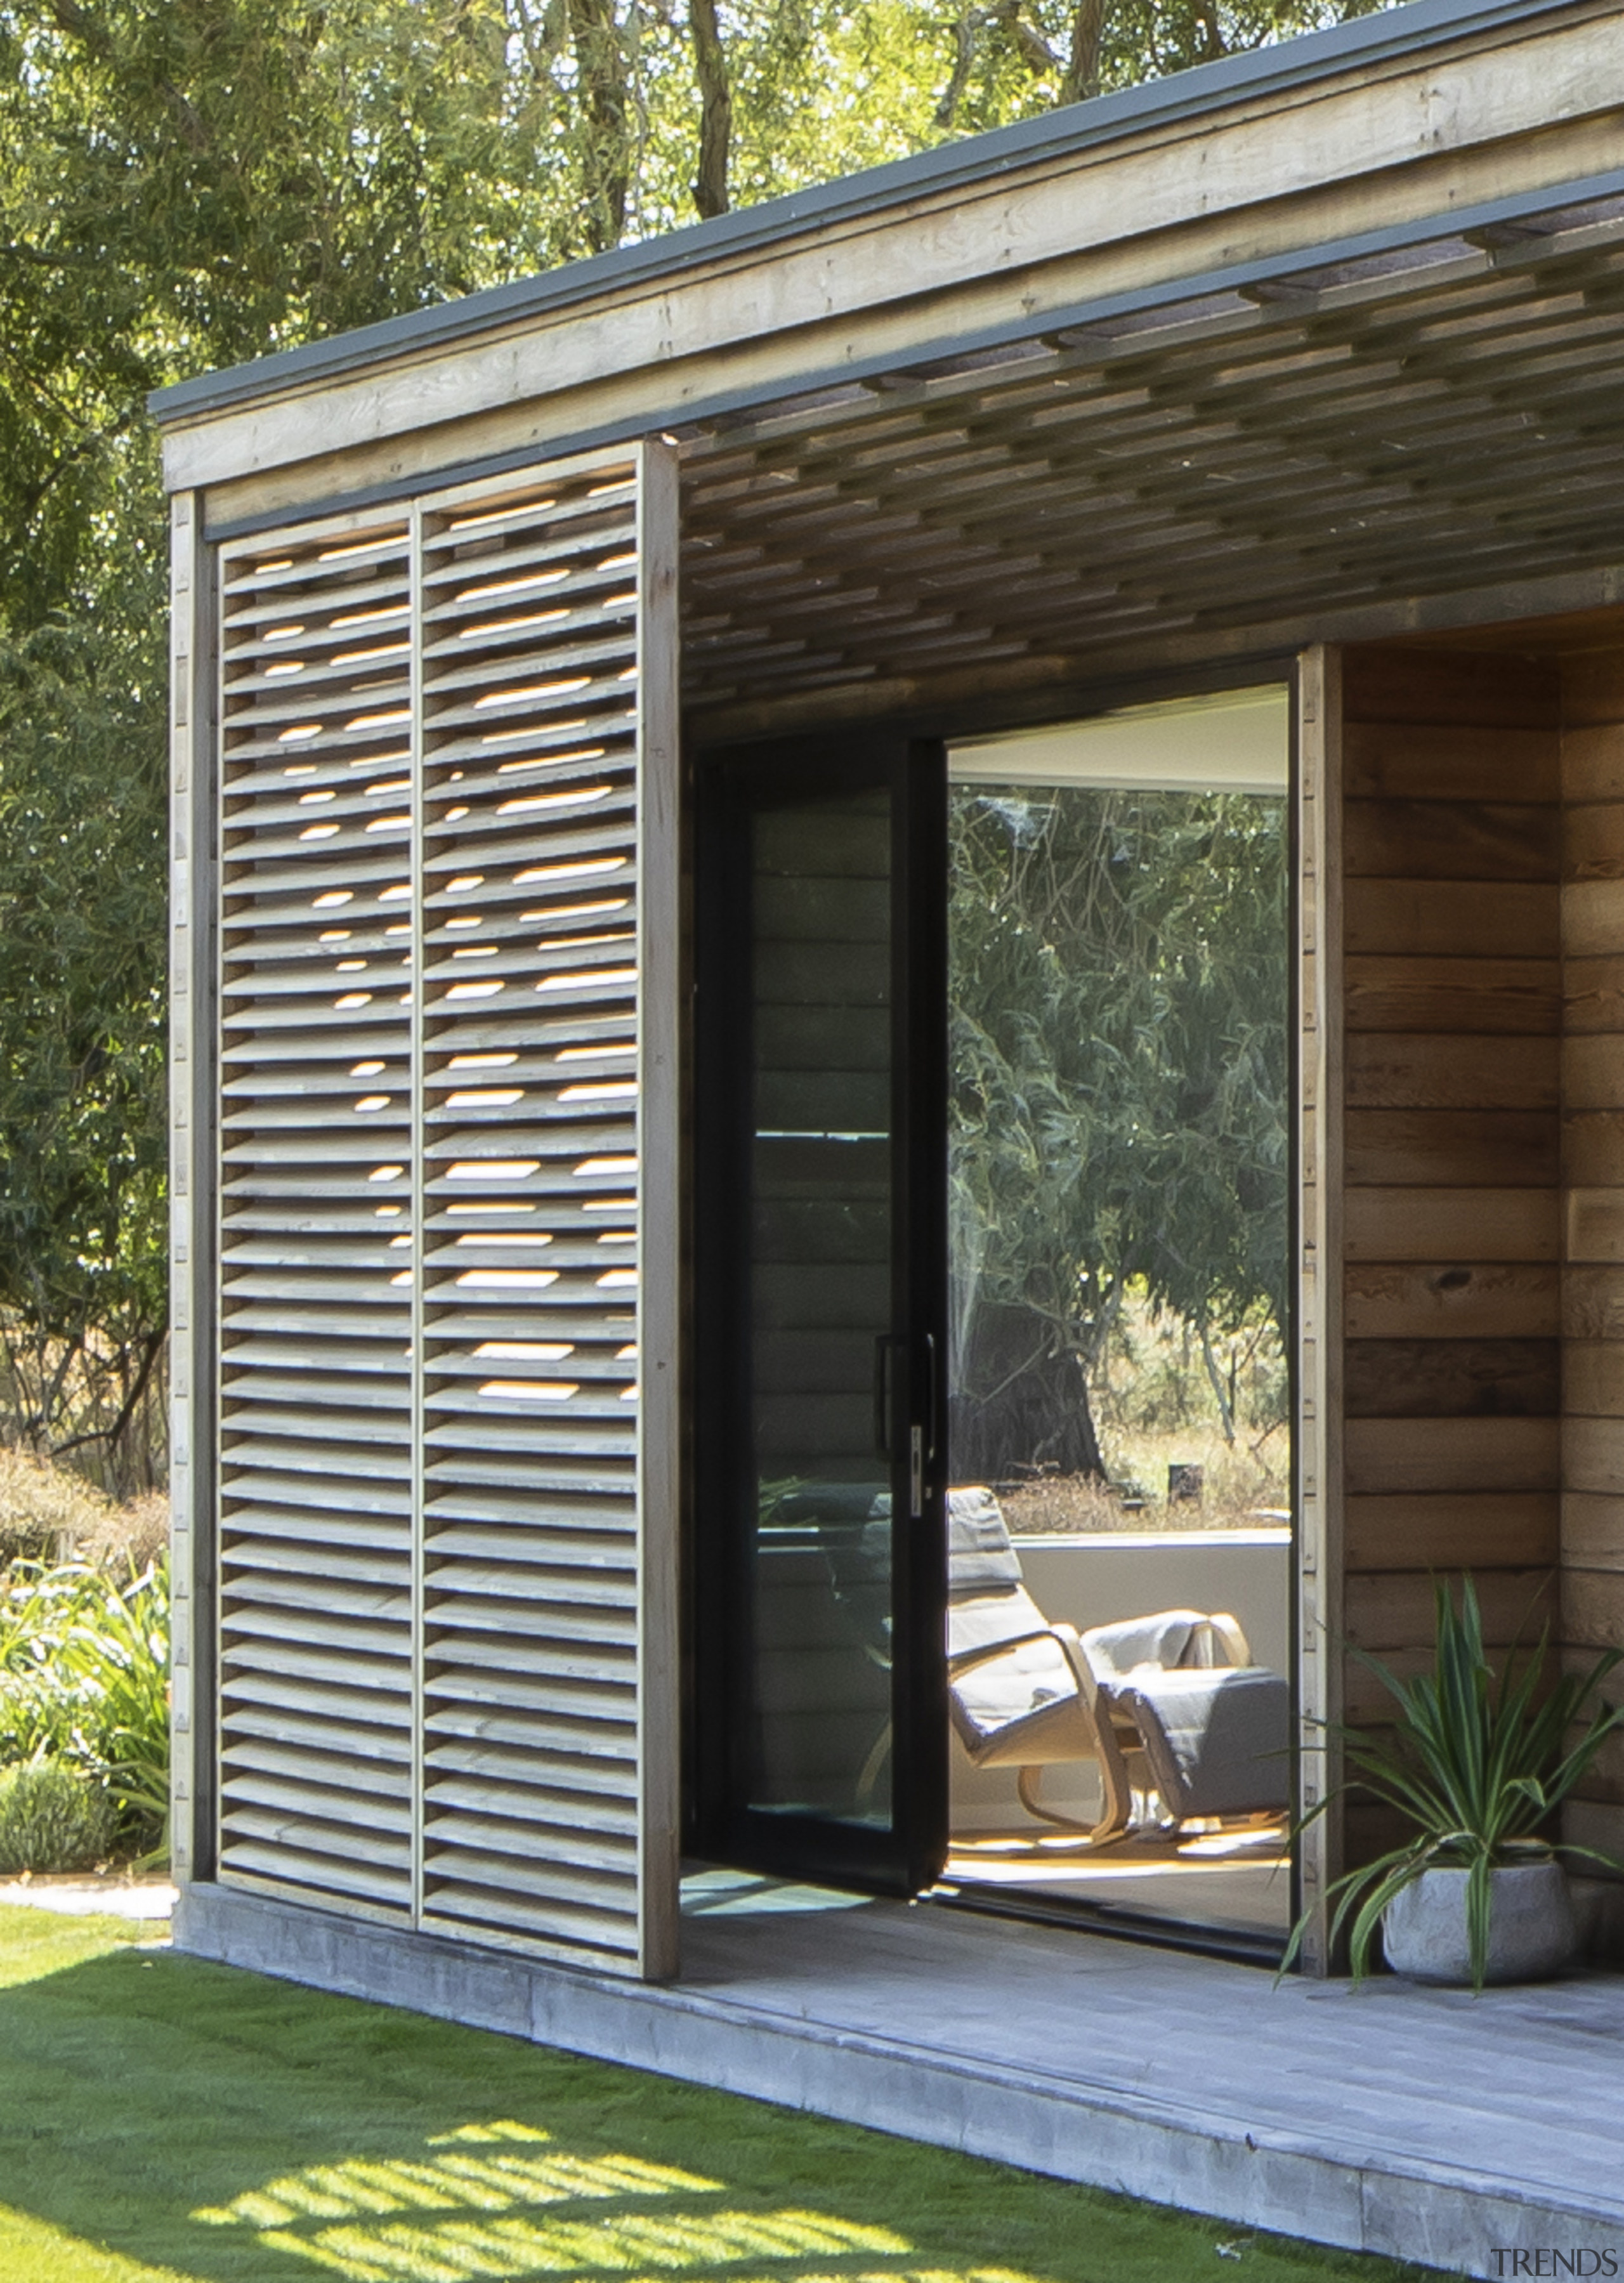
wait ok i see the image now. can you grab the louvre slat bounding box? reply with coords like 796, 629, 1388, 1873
221, 1774, 414, 1833
424, 1745, 636, 1802
213, 449, 667, 1970
421, 1886, 639, 1953
221, 1682, 411, 1737
220, 1843, 410, 1907
426, 1789, 636, 1842
224, 1541, 410, 1585
423, 1815, 634, 1874
223, 1730, 410, 1775
421, 1704, 636, 1758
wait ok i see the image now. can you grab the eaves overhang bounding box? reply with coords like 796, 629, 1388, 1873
150, 0, 1620, 455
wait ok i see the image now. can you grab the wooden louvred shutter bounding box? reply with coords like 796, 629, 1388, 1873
209, 445, 678, 1972
216, 513, 418, 1914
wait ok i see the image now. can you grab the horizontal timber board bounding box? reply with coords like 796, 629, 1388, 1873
1344, 1260, 1560, 1337
1563, 1109, 1624, 1186
1562, 1564, 1624, 1649
1561, 1413, 1624, 1497
1342, 1107, 1557, 1186
1342, 803, 1561, 881
1562, 1492, 1624, 1569
1564, 1799, 1624, 1862
1343, 955, 1562, 1033
1566, 1189, 1624, 1264
1342, 1337, 1559, 1418
1342, 645, 1559, 729
1562, 723, 1624, 801
1344, 1491, 1558, 1571
1344, 1033, 1558, 1111
1563, 879, 1624, 959
1564, 1035, 1624, 1107
1344, 1565, 1556, 1649
1564, 1344, 1624, 1418
1341, 720, 1558, 802
1342, 1413, 1560, 1493
1565, 1266, 1624, 1340
1342, 1186, 1559, 1261
1560, 648, 1624, 726
1562, 800, 1624, 883
1343, 878, 1557, 957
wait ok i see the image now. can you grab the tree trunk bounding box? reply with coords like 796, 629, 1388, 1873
689, 0, 731, 218
948, 1298, 1108, 1484
566, 0, 631, 252
1060, 0, 1106, 102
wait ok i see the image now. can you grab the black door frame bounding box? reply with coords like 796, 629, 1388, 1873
689, 731, 949, 1896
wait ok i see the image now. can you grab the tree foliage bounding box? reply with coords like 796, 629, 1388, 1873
948, 787, 1288, 1482
0, 0, 1389, 1482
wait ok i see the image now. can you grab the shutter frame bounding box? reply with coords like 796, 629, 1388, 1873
204, 443, 680, 1975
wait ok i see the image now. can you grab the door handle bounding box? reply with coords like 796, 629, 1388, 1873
909, 1335, 939, 1519
873, 1334, 904, 1460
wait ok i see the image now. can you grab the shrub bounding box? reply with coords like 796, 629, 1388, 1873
0, 1757, 114, 1875
0, 1559, 169, 1861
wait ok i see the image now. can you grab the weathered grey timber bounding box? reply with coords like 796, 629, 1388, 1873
180, 1879, 1624, 2276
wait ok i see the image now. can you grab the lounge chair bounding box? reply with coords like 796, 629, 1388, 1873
946, 1486, 1289, 1843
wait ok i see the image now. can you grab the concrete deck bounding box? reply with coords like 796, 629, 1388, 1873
176, 1879, 1624, 2280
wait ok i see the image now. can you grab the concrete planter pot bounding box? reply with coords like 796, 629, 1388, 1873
1381, 1859, 1577, 1986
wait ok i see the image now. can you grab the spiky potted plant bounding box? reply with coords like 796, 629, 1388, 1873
1284, 1576, 1624, 1991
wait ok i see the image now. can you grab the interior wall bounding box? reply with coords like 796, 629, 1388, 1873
1560, 647, 1624, 1866
1339, 645, 1562, 1857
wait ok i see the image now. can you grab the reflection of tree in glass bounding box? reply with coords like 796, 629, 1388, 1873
948, 787, 1287, 1490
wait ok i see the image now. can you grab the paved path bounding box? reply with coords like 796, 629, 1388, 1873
0, 1874, 176, 1921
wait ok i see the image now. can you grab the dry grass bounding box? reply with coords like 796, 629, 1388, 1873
0, 1450, 165, 1576
68, 1490, 169, 1581
990, 1290, 1290, 1536
999, 1425, 1289, 1536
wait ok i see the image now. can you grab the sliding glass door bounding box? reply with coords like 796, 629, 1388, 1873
691, 736, 947, 1895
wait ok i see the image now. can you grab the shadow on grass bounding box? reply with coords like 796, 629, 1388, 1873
0, 1920, 1427, 2283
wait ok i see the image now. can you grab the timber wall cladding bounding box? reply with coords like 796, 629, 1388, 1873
1340, 646, 1562, 1847
212, 445, 676, 1972
1561, 645, 1624, 1863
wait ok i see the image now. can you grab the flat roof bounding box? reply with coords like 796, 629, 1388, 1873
148, 0, 1584, 429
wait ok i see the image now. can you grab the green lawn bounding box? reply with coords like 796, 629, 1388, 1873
0, 1904, 1430, 2283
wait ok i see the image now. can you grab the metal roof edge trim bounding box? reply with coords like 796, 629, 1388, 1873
150, 0, 1588, 431
197, 158, 1624, 546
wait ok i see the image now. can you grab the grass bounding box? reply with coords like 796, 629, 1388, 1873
0, 1904, 1430, 2283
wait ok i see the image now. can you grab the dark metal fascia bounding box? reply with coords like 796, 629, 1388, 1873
150, 0, 1597, 429
198, 160, 1624, 546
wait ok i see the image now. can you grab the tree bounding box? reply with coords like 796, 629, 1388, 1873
947, 786, 1288, 1485
0, 0, 1384, 1485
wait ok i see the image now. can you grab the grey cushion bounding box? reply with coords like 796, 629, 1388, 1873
948, 1633, 1095, 1767
1109, 1665, 1290, 1819
1082, 1610, 1211, 1678
946, 1486, 1025, 1592
946, 1486, 1052, 1666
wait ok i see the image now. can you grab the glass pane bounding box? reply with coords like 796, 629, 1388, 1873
947, 778, 1290, 1527
745, 787, 895, 1828
943, 691, 1293, 1949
